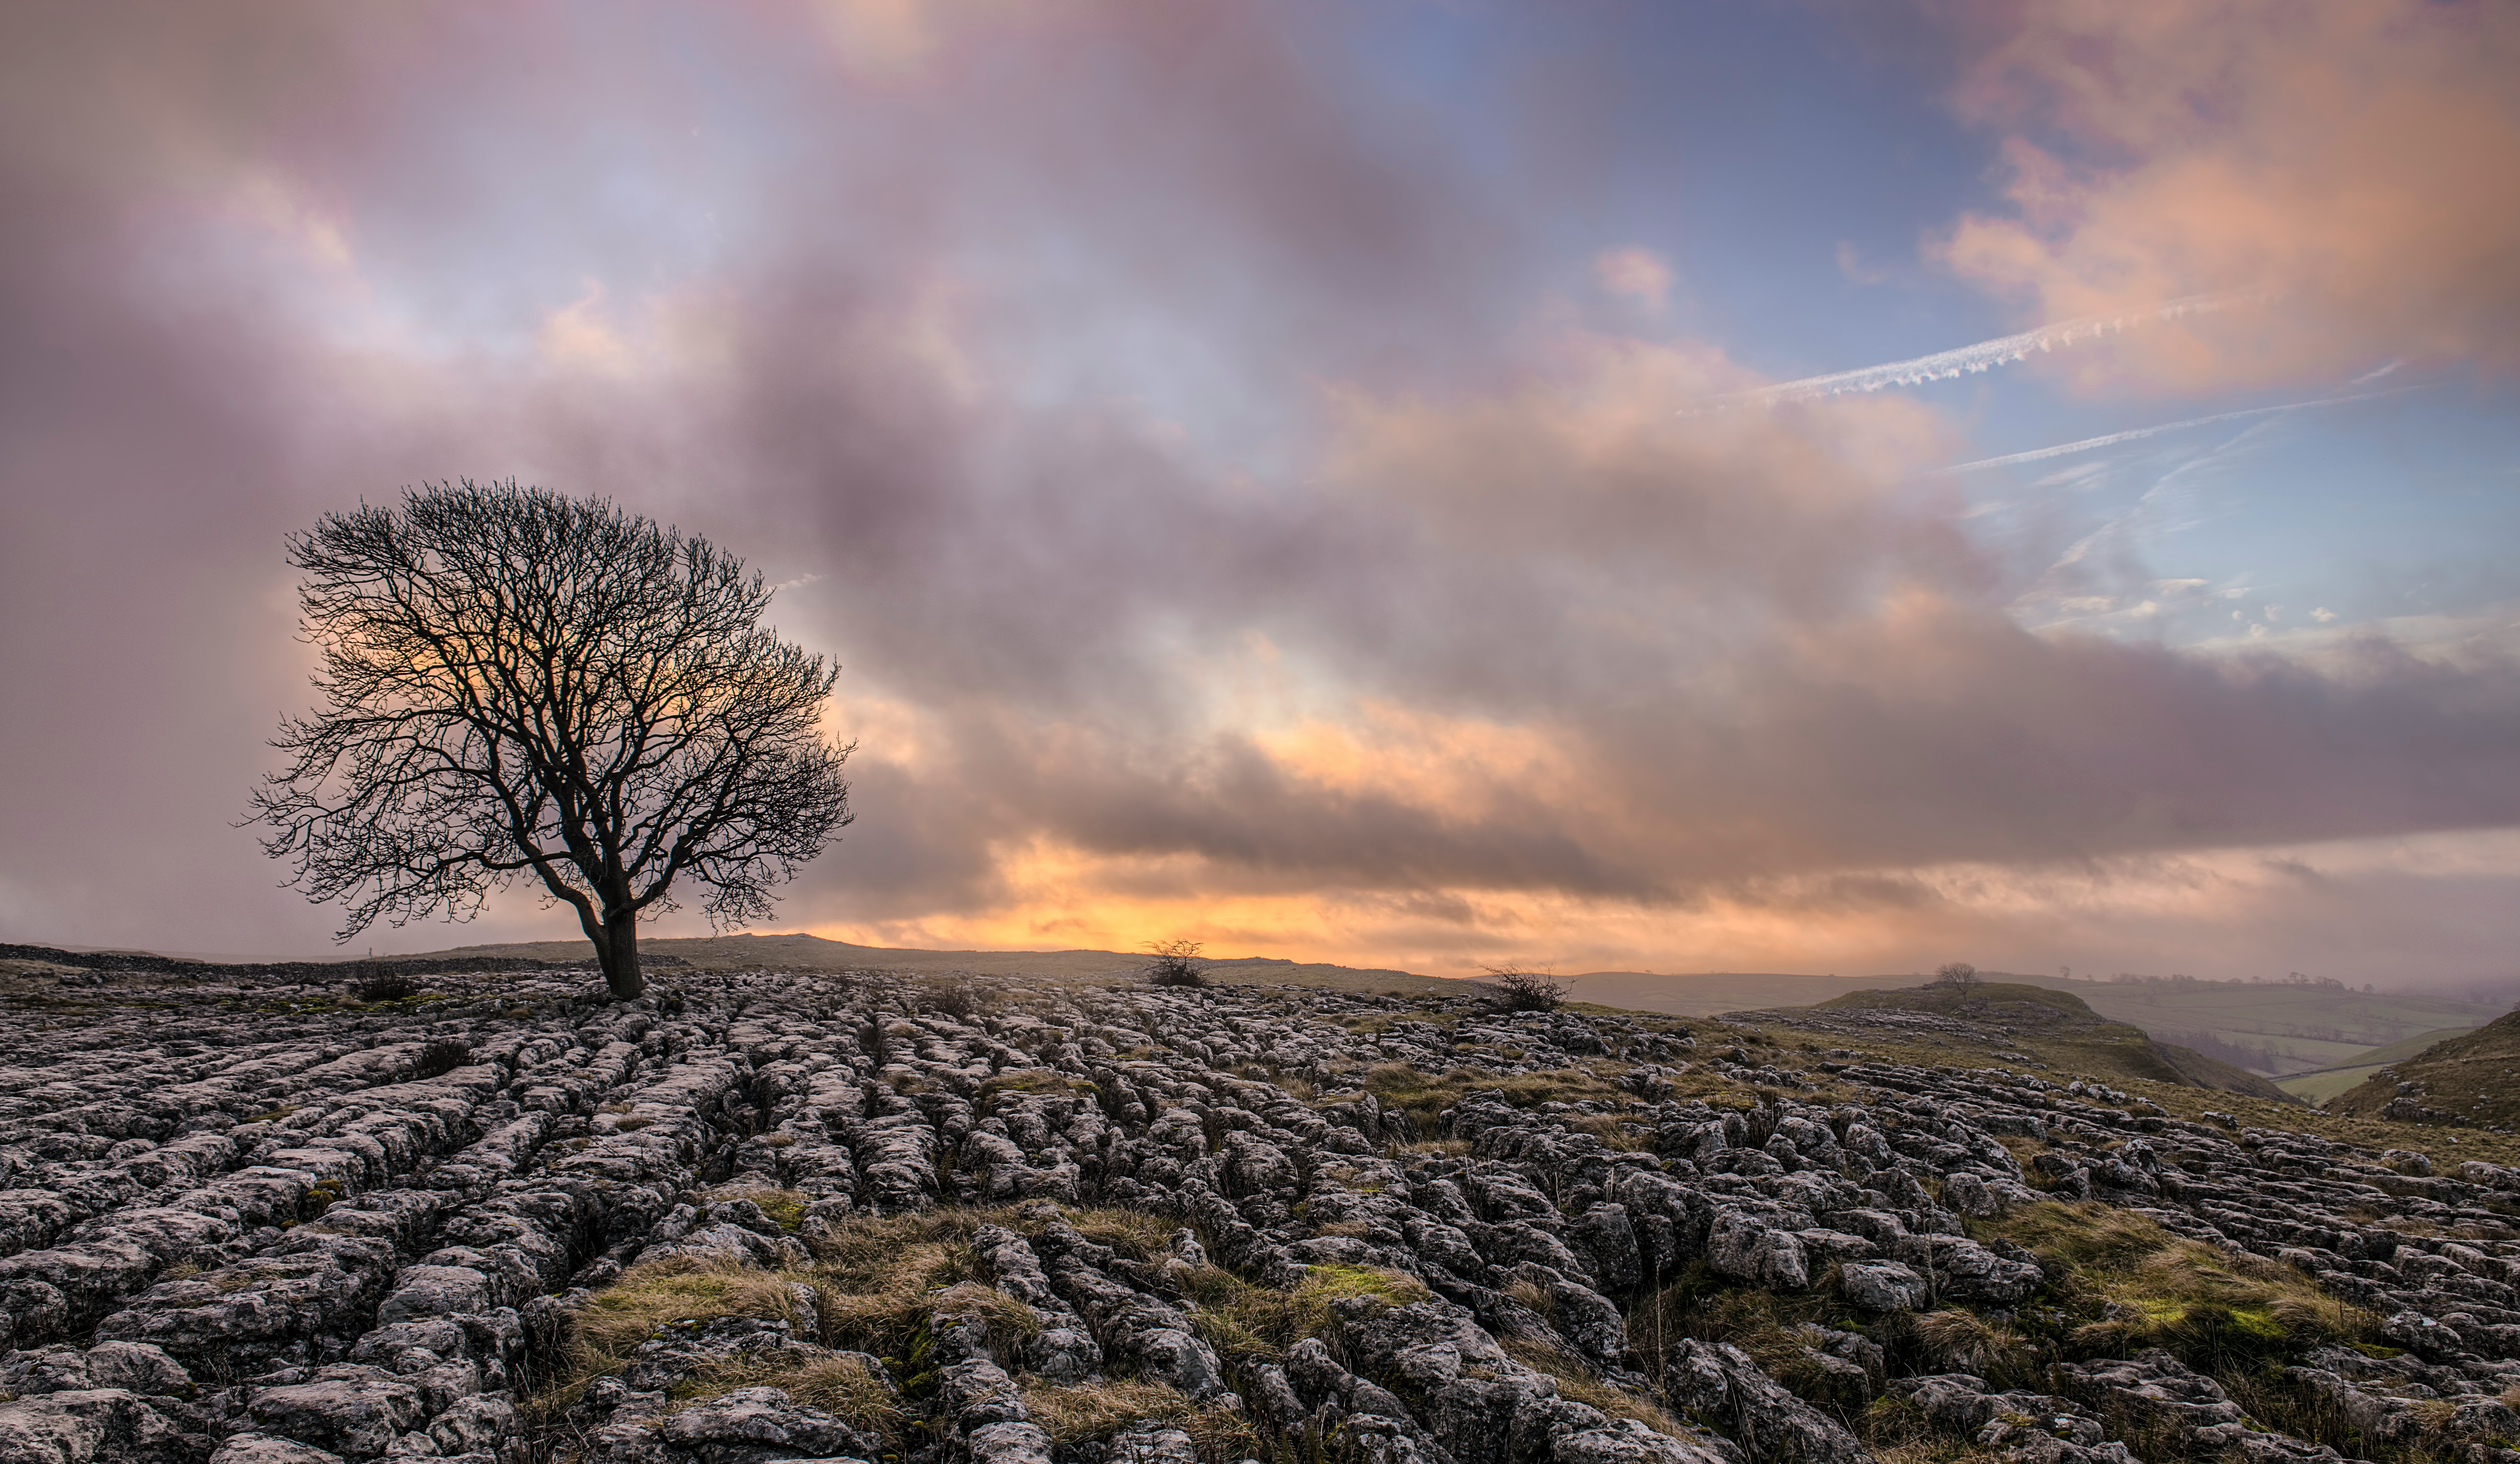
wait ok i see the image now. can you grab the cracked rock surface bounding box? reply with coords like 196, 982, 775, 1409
3, 962, 2518, 1464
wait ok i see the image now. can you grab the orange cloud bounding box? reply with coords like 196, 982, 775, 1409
1934, 1, 2520, 390
793, 827, 2520, 987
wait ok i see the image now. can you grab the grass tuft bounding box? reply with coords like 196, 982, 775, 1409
668, 1352, 909, 1447
1017, 1379, 1258, 1461
708, 1185, 811, 1234
1179, 1262, 1430, 1364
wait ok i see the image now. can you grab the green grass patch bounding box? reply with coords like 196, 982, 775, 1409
1981, 1201, 2374, 1369
708, 1186, 810, 1234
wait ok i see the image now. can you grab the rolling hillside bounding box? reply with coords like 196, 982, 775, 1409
2323, 1009, 2520, 1128
2275, 1027, 2478, 1104
1560, 968, 2503, 1075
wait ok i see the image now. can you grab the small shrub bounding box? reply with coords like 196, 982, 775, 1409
1478, 965, 1565, 1013
414, 1040, 471, 1080
1144, 938, 1209, 989
919, 979, 992, 1020
354, 970, 422, 1002
1907, 1307, 2040, 1388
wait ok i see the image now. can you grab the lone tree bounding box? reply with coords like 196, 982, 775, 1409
1934, 961, 1982, 996
250, 480, 854, 1000
1143, 938, 1209, 989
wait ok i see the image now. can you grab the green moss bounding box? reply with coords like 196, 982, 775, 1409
711, 1186, 809, 1234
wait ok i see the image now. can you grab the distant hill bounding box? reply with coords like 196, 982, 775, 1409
1558, 971, 1897, 1015
396, 931, 1457, 996
1722, 980, 2298, 1103
2322, 1009, 2520, 1128
1567, 967, 2502, 1077
2028, 977, 2496, 1076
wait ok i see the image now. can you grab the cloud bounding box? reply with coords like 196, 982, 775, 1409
0, 1, 2514, 989
1592, 247, 1674, 313
1933, 2, 2520, 389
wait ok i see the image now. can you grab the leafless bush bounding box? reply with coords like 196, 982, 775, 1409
1144, 938, 1208, 989
415, 1040, 471, 1080
1479, 964, 1565, 1013
920, 980, 992, 1020
353, 970, 422, 1002
1934, 962, 1982, 995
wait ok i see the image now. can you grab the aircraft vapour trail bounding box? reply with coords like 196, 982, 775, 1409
1691, 290, 2264, 413
1940, 385, 2416, 474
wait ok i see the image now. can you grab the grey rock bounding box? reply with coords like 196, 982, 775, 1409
0, 1387, 196, 1464
644, 1385, 877, 1461
1839, 1261, 1928, 1312
1663, 1339, 1868, 1464
210, 1436, 353, 1464
246, 1365, 426, 1462
1705, 1210, 1809, 1291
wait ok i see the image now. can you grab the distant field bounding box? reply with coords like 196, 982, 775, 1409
2275, 1026, 2479, 1103
2038, 981, 2494, 1075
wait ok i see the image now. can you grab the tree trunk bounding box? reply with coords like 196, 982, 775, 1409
592, 915, 644, 1001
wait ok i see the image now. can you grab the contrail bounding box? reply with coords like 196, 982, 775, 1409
1694, 290, 2265, 412
1939, 385, 2415, 474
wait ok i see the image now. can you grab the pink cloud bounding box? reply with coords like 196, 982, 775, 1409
1933, 1, 2520, 389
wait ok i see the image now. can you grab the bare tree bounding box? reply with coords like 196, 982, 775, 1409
1144, 938, 1208, 989
249, 480, 854, 1000
1934, 961, 1982, 996
1480, 963, 1566, 1013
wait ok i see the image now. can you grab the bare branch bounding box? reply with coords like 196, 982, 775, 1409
247, 480, 853, 999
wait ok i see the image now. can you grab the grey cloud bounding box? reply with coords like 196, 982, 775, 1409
0, 0, 2514, 984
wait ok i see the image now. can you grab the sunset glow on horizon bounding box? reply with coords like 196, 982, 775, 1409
3, 2, 2518, 987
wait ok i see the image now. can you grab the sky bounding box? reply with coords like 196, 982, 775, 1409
2, 1, 2518, 988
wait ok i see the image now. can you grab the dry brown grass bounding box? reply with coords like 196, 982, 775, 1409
1567, 1112, 1651, 1150
1064, 1207, 1176, 1262
1178, 1262, 1430, 1365
668, 1352, 909, 1446
1357, 1060, 1632, 1133
1017, 1378, 1258, 1460
571, 1255, 816, 1362
1908, 1308, 2039, 1387
1496, 1332, 1689, 1435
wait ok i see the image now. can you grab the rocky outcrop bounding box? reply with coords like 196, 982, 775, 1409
3, 964, 2517, 1464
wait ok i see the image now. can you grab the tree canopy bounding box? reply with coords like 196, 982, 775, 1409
250, 479, 853, 998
